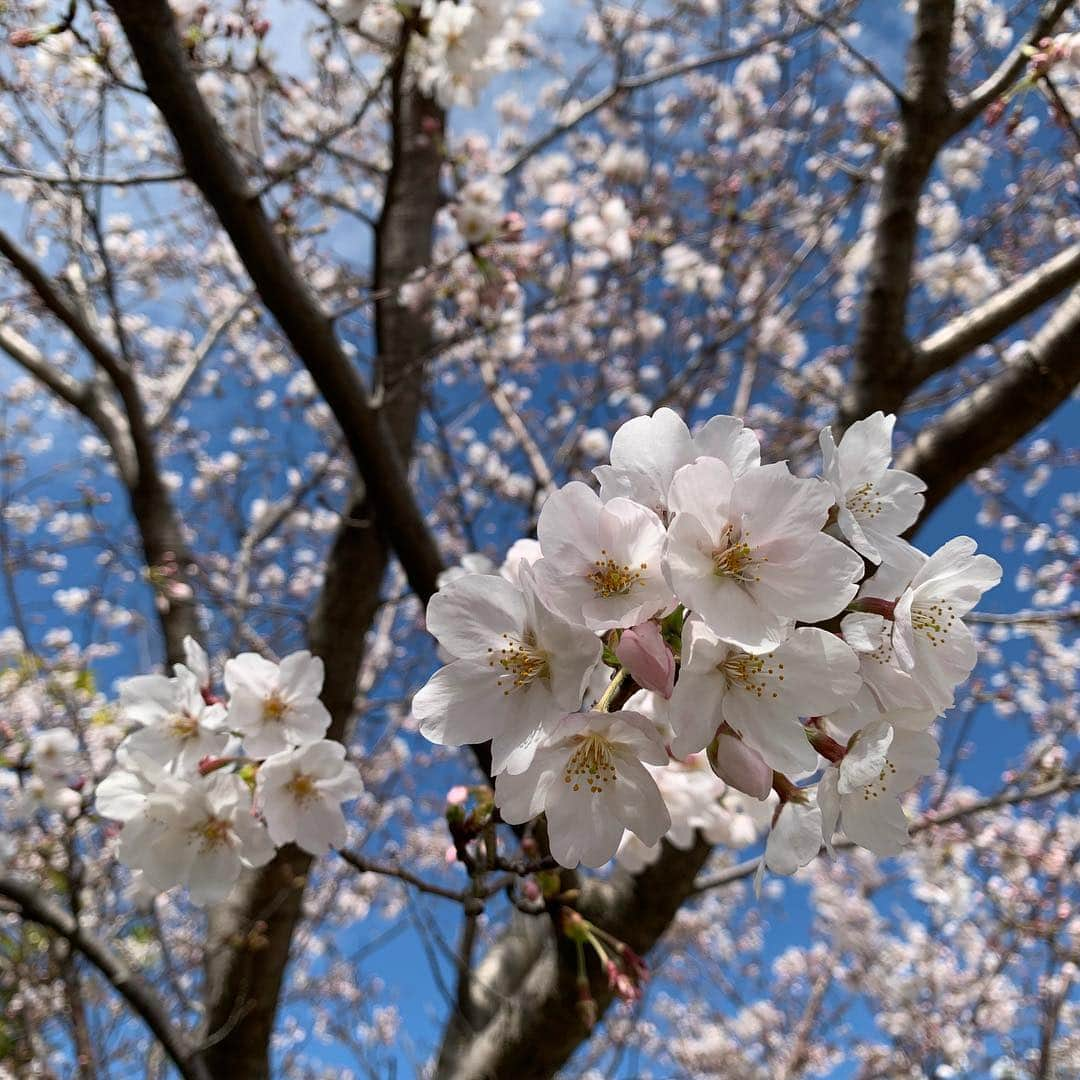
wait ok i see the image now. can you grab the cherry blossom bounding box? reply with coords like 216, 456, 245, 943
615, 754, 765, 872
224, 650, 332, 758
495, 709, 671, 868
29, 727, 80, 782
116, 772, 275, 905
667, 619, 861, 772
892, 537, 1003, 710
118, 664, 228, 773
532, 483, 674, 632
663, 458, 864, 653
95, 746, 167, 823
819, 411, 926, 563
818, 720, 940, 856
256, 741, 364, 854
594, 407, 760, 521
412, 569, 601, 773
757, 799, 823, 886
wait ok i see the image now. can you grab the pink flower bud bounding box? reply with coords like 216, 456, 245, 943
708, 730, 773, 800
614, 621, 675, 699
446, 785, 469, 806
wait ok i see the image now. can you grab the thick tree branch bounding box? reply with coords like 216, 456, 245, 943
0, 875, 209, 1080
438, 838, 713, 1080
106, 0, 444, 604
0, 232, 197, 663
0, 324, 138, 482
193, 22, 447, 1079
0, 229, 135, 394
899, 285, 1080, 520
844, 0, 1077, 427
843, 0, 957, 426
912, 242, 1080, 379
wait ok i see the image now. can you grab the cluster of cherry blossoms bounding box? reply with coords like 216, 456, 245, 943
96, 641, 362, 904
414, 409, 1002, 875
412, 0, 541, 108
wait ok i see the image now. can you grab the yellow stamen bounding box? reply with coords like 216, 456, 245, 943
170, 713, 199, 740
719, 651, 783, 700
263, 692, 288, 722
587, 549, 647, 598
196, 816, 231, 852
487, 633, 549, 695
563, 734, 617, 794
286, 773, 318, 805
846, 480, 885, 520
910, 599, 957, 648
711, 525, 762, 584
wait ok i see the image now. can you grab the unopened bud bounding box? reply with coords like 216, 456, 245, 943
707, 729, 772, 800
614, 621, 676, 699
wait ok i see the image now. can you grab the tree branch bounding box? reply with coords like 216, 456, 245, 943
0, 232, 197, 662
912, 242, 1080, 379
843, 0, 958, 426
0, 323, 138, 482
693, 770, 1080, 894
190, 18, 448, 1078
105, 0, 444, 604
898, 284, 1080, 520
0, 875, 210, 1080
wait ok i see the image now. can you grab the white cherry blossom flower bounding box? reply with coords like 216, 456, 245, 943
495, 709, 671, 868
30, 728, 80, 781
892, 537, 1002, 711
225, 650, 331, 758
840, 538, 937, 712
256, 740, 363, 854
823, 683, 937, 743
667, 619, 861, 773
412, 569, 601, 774
594, 407, 760, 521
571, 197, 633, 264
119, 665, 227, 773
117, 772, 275, 905
818, 720, 939, 856
24, 774, 81, 816
663, 458, 863, 654
819, 412, 926, 563
532, 483, 674, 632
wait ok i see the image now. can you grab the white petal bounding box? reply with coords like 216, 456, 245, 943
279, 651, 324, 702
426, 574, 526, 659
